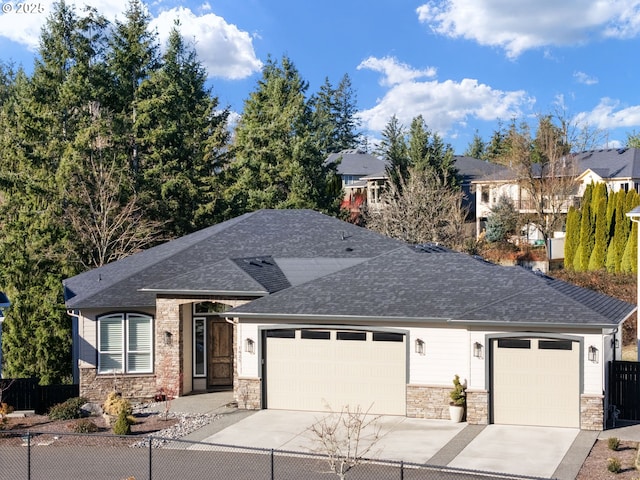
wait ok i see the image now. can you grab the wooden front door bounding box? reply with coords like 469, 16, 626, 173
208, 318, 233, 387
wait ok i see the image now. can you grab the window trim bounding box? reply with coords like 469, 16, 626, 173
97, 313, 153, 375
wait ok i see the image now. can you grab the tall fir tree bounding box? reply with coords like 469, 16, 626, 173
224, 55, 340, 216
376, 115, 408, 190
135, 25, 230, 237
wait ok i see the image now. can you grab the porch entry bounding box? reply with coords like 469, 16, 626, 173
193, 301, 233, 389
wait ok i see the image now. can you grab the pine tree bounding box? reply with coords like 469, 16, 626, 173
224, 56, 340, 216
135, 25, 230, 237
464, 130, 486, 160
376, 115, 408, 190
608, 190, 629, 272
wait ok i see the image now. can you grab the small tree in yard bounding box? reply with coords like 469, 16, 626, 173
308, 404, 383, 479
485, 195, 519, 243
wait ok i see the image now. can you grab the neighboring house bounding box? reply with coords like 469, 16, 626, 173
473, 147, 640, 241
326, 149, 388, 220
328, 149, 498, 223
64, 209, 635, 431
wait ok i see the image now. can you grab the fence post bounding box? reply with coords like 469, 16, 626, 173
270, 449, 274, 480
149, 436, 153, 480
26, 432, 31, 480
400, 460, 404, 480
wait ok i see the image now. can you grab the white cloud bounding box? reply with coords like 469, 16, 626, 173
574, 98, 640, 130
357, 56, 436, 87
0, 0, 128, 51
573, 71, 598, 85
416, 0, 640, 58
0, 1, 261, 81
151, 7, 262, 79
357, 56, 533, 135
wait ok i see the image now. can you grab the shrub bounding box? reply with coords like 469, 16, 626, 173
72, 419, 99, 433
608, 437, 620, 451
103, 392, 132, 417
113, 409, 132, 435
48, 397, 89, 421
607, 457, 621, 473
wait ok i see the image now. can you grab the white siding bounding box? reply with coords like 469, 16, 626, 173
238, 323, 260, 378
409, 327, 469, 385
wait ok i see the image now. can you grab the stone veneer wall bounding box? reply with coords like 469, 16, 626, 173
465, 390, 488, 425
581, 394, 604, 431
155, 297, 188, 398
406, 384, 450, 419
79, 367, 156, 403
236, 377, 261, 409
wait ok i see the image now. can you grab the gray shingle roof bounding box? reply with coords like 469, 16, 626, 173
326, 149, 388, 176
64, 209, 404, 309
231, 247, 634, 328
473, 148, 640, 183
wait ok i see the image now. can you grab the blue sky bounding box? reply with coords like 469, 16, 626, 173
1, 0, 640, 153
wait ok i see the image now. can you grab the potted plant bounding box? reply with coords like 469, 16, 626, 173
449, 374, 466, 422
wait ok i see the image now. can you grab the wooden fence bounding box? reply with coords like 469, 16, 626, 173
609, 361, 640, 421
0, 378, 79, 414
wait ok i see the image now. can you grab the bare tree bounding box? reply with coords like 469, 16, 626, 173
364, 167, 467, 248
308, 404, 383, 480
506, 116, 579, 249
66, 155, 163, 268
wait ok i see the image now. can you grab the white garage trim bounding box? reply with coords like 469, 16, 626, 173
490, 334, 582, 428
261, 327, 407, 415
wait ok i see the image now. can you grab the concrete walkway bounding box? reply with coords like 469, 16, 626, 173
166, 391, 624, 479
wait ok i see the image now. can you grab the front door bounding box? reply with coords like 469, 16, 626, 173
208, 318, 233, 387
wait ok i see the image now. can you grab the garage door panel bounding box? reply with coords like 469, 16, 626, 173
265, 330, 406, 415
492, 338, 579, 428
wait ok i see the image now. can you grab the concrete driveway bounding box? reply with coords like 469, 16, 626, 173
191, 409, 584, 478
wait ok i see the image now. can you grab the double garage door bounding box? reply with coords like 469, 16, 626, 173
264, 329, 406, 415
492, 337, 580, 428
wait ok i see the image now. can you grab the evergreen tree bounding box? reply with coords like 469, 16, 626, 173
621, 221, 638, 274
464, 130, 486, 160
376, 115, 408, 190
407, 115, 458, 186
577, 183, 594, 271
564, 206, 581, 269
135, 25, 230, 237
107, 0, 159, 174
588, 196, 607, 270
224, 55, 340, 216
485, 195, 519, 242
608, 190, 629, 272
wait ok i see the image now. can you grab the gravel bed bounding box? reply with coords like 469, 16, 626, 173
130, 402, 218, 448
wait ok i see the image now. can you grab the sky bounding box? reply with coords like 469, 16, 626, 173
1, 0, 640, 154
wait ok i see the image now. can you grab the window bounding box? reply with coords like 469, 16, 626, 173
539, 340, 573, 350
194, 318, 206, 377
497, 338, 530, 349
266, 329, 295, 338
98, 313, 153, 374
373, 332, 404, 342
194, 301, 231, 314
301, 330, 330, 340
337, 331, 366, 341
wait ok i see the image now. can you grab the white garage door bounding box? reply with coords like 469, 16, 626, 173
265, 329, 406, 415
492, 338, 580, 428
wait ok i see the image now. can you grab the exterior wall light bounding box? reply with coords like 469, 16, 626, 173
415, 338, 425, 355
245, 338, 255, 354
588, 345, 599, 363
163, 330, 173, 346
473, 342, 483, 358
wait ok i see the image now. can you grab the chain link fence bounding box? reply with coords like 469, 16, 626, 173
0, 431, 551, 480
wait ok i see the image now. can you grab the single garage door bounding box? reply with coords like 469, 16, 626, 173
264, 329, 406, 415
492, 337, 580, 428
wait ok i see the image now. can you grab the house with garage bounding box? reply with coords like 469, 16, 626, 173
64, 209, 635, 430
